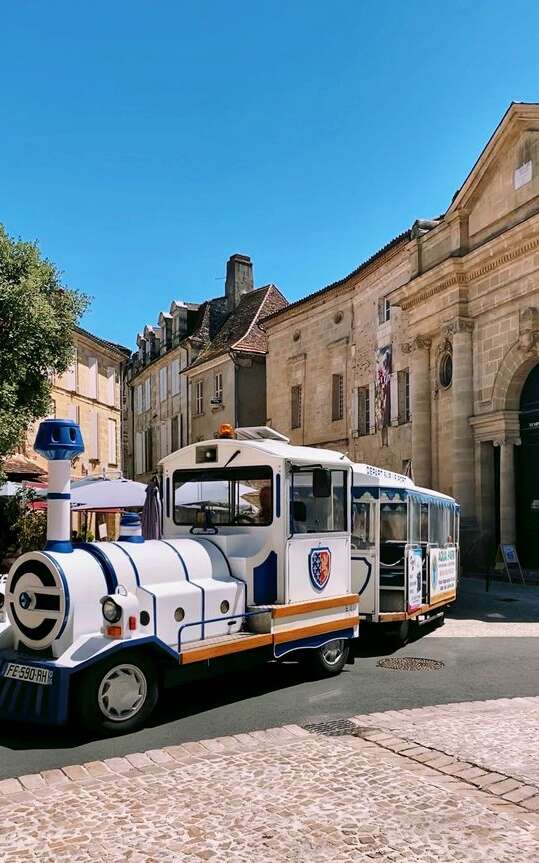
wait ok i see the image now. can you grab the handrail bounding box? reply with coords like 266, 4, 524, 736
177, 609, 268, 653
380, 559, 404, 568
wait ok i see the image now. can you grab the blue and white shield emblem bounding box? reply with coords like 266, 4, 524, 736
309, 547, 331, 591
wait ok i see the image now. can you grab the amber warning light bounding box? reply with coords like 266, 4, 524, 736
218, 424, 235, 439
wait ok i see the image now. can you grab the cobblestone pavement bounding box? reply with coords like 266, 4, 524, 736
0, 699, 538, 862
352, 696, 539, 787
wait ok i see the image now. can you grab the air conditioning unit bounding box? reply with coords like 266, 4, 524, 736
210, 397, 222, 406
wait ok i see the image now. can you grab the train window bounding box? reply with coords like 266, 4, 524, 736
173, 467, 273, 526
420, 503, 429, 542
429, 504, 453, 545
380, 503, 407, 542
409, 499, 421, 542
290, 470, 347, 534
352, 501, 374, 549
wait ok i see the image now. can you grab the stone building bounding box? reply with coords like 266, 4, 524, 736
124, 254, 287, 481
185, 255, 287, 443
264, 103, 539, 569
7, 326, 130, 482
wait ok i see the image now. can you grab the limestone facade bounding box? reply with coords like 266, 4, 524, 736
18, 326, 129, 479
265, 103, 539, 568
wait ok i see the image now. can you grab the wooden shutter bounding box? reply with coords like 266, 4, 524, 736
108, 419, 117, 464
171, 359, 180, 395
144, 378, 151, 411
331, 374, 344, 421
398, 369, 408, 424
88, 410, 99, 459
368, 383, 375, 433
357, 388, 367, 436
390, 372, 398, 426
291, 385, 302, 429
88, 358, 98, 400
107, 367, 115, 406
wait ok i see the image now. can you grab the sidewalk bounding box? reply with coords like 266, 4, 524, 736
1, 698, 539, 862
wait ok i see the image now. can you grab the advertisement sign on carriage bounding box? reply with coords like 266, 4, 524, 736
407, 546, 423, 612
429, 546, 457, 599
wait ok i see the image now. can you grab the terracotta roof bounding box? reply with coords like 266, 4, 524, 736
75, 326, 131, 357
186, 285, 288, 371
262, 230, 411, 325
3, 454, 46, 479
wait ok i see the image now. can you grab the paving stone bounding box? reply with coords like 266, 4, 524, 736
62, 764, 90, 782
488, 778, 522, 796
503, 786, 539, 804
0, 778, 23, 796
522, 796, 539, 812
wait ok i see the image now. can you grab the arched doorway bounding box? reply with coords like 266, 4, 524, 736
516, 362, 539, 569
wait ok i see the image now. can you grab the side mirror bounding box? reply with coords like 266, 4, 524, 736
292, 500, 307, 522
313, 468, 331, 498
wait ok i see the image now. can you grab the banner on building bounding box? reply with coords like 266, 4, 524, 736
429, 546, 457, 599
375, 344, 392, 429
407, 545, 423, 612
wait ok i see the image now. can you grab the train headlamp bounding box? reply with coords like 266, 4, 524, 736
101, 597, 122, 624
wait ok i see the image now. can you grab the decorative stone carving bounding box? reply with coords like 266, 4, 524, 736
518, 307, 539, 354
441, 317, 474, 338
402, 335, 432, 353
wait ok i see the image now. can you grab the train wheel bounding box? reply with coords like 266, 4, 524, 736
387, 620, 410, 646
76, 651, 158, 735
307, 639, 349, 676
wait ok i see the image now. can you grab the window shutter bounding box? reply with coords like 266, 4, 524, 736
171, 415, 179, 452
291, 385, 302, 429
368, 383, 375, 433
352, 385, 359, 431
107, 367, 115, 406
64, 351, 77, 391
160, 367, 167, 401
108, 419, 117, 464
390, 372, 398, 426
136, 384, 142, 414
398, 369, 407, 424
171, 359, 180, 395
144, 378, 151, 411
331, 374, 344, 421
88, 410, 99, 459
88, 358, 98, 400
135, 432, 142, 474
357, 388, 366, 435
160, 422, 167, 458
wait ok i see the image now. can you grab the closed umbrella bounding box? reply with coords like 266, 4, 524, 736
142, 477, 162, 539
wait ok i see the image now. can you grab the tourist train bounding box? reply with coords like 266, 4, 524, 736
0, 419, 458, 733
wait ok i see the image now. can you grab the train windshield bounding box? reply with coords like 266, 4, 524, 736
173, 466, 273, 526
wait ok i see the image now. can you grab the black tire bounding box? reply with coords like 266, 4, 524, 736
305, 639, 349, 677
386, 619, 410, 646
75, 650, 159, 735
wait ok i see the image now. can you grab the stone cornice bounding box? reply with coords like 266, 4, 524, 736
398, 233, 539, 311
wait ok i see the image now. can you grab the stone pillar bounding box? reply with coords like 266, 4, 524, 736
495, 438, 520, 545
407, 336, 432, 488
445, 318, 475, 518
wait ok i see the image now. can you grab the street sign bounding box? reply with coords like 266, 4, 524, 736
494, 544, 526, 585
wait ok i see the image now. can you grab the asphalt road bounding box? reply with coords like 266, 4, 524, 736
0, 577, 537, 780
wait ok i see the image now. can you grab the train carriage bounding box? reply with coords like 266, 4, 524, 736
350, 463, 459, 642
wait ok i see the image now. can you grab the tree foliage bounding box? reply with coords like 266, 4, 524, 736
0, 224, 89, 466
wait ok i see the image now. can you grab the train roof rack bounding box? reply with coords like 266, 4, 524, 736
234, 426, 290, 443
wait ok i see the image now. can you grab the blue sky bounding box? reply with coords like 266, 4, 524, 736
2, 1, 538, 350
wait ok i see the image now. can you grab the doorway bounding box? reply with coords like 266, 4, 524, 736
516, 362, 539, 569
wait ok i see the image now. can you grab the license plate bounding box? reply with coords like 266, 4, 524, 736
2, 663, 54, 685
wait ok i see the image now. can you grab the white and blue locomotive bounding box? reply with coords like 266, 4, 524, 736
0, 419, 359, 733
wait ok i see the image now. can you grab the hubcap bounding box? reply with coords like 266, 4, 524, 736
97, 664, 147, 722
320, 639, 345, 666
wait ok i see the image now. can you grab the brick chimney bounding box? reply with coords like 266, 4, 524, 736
225, 254, 253, 310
